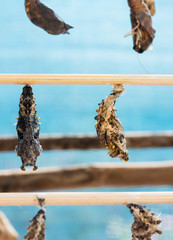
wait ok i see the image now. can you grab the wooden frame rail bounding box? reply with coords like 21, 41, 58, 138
1, 74, 173, 85
0, 192, 172, 206
1, 161, 173, 192
1, 131, 173, 151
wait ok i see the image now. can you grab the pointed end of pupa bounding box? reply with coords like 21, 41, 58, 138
64, 24, 74, 34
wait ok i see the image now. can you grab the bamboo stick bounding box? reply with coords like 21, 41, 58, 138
0, 74, 173, 85
1, 161, 173, 192
1, 131, 173, 152
0, 192, 172, 206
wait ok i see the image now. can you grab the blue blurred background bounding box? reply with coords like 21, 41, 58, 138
1, 0, 173, 239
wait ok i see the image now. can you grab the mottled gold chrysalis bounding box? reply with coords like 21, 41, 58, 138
127, 203, 162, 240
95, 85, 129, 161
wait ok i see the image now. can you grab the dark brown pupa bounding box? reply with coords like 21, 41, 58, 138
127, 203, 162, 240
15, 85, 42, 171
25, 0, 73, 35
127, 0, 155, 53
95, 85, 129, 161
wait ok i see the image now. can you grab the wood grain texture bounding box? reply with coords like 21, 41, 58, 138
0, 74, 173, 85
0, 192, 172, 206
0, 131, 173, 151
1, 161, 173, 192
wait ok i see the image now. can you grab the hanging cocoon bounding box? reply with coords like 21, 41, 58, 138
127, 0, 155, 53
24, 209, 46, 240
95, 84, 129, 161
24, 198, 46, 240
25, 0, 73, 35
15, 85, 42, 171
127, 203, 162, 240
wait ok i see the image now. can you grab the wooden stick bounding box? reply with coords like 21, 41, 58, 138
0, 74, 173, 85
0, 211, 19, 240
0, 192, 172, 206
1, 161, 173, 192
1, 131, 173, 152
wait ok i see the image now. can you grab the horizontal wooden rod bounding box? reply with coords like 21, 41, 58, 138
1, 161, 173, 192
0, 192, 172, 206
0, 74, 173, 85
1, 131, 173, 152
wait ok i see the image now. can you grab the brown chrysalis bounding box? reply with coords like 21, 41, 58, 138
95, 85, 129, 161
127, 0, 155, 53
127, 203, 162, 240
25, 0, 73, 35
24, 198, 46, 240
15, 85, 42, 171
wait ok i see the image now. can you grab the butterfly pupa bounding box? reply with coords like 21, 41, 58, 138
25, 0, 73, 35
127, 203, 162, 240
24, 198, 46, 240
15, 85, 42, 171
126, 0, 155, 53
95, 84, 129, 161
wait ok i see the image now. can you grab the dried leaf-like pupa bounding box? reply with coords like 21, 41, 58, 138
15, 85, 42, 171
25, 0, 73, 35
24, 209, 46, 240
95, 84, 129, 161
127, 203, 162, 240
24, 198, 46, 240
144, 0, 155, 16
127, 0, 155, 53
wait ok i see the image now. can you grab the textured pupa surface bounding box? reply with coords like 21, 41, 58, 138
144, 0, 155, 16
25, 0, 73, 35
127, 0, 155, 53
95, 84, 129, 161
24, 209, 46, 240
16, 85, 42, 171
127, 203, 162, 240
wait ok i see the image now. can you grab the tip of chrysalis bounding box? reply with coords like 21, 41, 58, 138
123, 157, 129, 162
21, 166, 26, 171
64, 25, 73, 34
33, 166, 38, 171
156, 230, 162, 234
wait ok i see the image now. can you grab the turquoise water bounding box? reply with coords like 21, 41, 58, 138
1, 0, 173, 239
